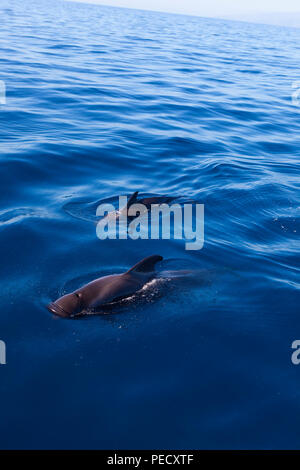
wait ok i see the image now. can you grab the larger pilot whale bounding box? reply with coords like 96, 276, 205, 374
47, 254, 163, 318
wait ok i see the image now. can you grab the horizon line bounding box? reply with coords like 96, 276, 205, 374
66, 0, 300, 29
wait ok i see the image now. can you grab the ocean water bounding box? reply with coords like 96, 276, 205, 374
0, 0, 299, 450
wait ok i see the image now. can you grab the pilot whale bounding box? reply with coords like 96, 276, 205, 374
47, 254, 163, 318
101, 191, 175, 222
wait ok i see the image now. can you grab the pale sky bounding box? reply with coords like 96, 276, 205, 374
70, 0, 300, 17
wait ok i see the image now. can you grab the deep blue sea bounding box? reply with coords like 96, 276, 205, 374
0, 0, 299, 450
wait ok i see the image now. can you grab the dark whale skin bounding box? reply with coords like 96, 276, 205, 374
47, 255, 163, 318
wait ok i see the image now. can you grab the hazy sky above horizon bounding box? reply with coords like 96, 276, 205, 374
70, 0, 300, 17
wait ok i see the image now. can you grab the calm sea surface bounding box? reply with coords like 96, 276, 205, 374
0, 0, 299, 449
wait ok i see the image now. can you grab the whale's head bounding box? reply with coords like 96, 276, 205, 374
47, 291, 83, 318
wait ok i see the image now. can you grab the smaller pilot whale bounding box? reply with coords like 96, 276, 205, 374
47, 254, 163, 318
101, 191, 175, 222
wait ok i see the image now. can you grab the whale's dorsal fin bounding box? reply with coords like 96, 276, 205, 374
127, 255, 163, 273
127, 191, 139, 208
